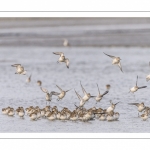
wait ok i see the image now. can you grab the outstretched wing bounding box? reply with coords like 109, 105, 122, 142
29, 74, 32, 80
56, 85, 63, 92
102, 90, 109, 97
11, 64, 21, 67
118, 62, 123, 72
53, 52, 64, 56
136, 76, 138, 86
80, 81, 87, 95
74, 89, 83, 101
128, 103, 139, 106
50, 91, 60, 96
96, 84, 100, 95
65, 58, 69, 69
103, 52, 116, 59
40, 87, 49, 93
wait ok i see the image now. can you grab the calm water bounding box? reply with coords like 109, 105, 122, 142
0, 46, 150, 132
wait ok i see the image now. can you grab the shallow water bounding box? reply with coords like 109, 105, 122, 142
0, 46, 150, 133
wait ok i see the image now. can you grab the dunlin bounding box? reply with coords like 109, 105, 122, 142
53, 52, 70, 68
103, 52, 123, 72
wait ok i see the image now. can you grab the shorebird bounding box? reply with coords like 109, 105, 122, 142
128, 102, 146, 112
103, 52, 123, 72
40, 87, 60, 104
53, 52, 70, 68
80, 81, 95, 102
106, 100, 119, 113
95, 84, 109, 103
129, 76, 147, 94
114, 112, 120, 120
63, 38, 70, 47
26, 74, 32, 83
106, 84, 111, 91
11, 64, 27, 75
139, 112, 149, 121
37, 80, 42, 86
55, 85, 71, 101
74, 89, 86, 107
146, 62, 150, 81
8, 108, 15, 116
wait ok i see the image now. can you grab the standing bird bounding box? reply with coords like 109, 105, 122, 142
55, 85, 71, 101
95, 84, 109, 103
63, 38, 70, 47
40, 87, 60, 105
146, 62, 150, 82
103, 52, 123, 72
11, 64, 27, 75
53, 52, 69, 68
26, 74, 32, 83
80, 81, 95, 102
129, 76, 147, 93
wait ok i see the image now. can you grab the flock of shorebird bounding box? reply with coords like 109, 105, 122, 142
1, 39, 150, 122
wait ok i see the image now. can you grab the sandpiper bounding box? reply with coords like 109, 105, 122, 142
128, 102, 145, 112
139, 112, 149, 121
95, 84, 109, 103
103, 52, 123, 72
2, 108, 7, 115
18, 109, 25, 118
29, 112, 37, 120
106, 84, 111, 91
74, 89, 86, 107
80, 81, 95, 102
63, 38, 70, 47
53, 52, 70, 68
26, 74, 32, 83
129, 76, 147, 93
106, 100, 119, 113
37, 80, 42, 86
146, 62, 150, 81
99, 114, 106, 121
114, 112, 120, 120
40, 87, 60, 104
11, 64, 27, 75
47, 111, 57, 120
8, 108, 15, 116
55, 85, 71, 101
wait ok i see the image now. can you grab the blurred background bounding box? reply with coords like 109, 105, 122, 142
1, 18, 150, 47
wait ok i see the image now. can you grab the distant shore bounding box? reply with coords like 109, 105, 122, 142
0, 18, 150, 47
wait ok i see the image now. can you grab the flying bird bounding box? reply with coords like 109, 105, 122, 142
129, 76, 147, 93
103, 52, 123, 72
11, 64, 26, 75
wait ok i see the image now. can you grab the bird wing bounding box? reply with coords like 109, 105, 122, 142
53, 52, 64, 56
40, 87, 49, 93
128, 103, 139, 106
74, 90, 83, 101
80, 81, 87, 95
11, 64, 21, 67
96, 84, 100, 95
118, 62, 123, 72
65, 58, 69, 69
56, 85, 63, 92
136, 76, 138, 86
102, 91, 109, 97
103, 52, 116, 59
29, 74, 32, 80
50, 91, 60, 96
